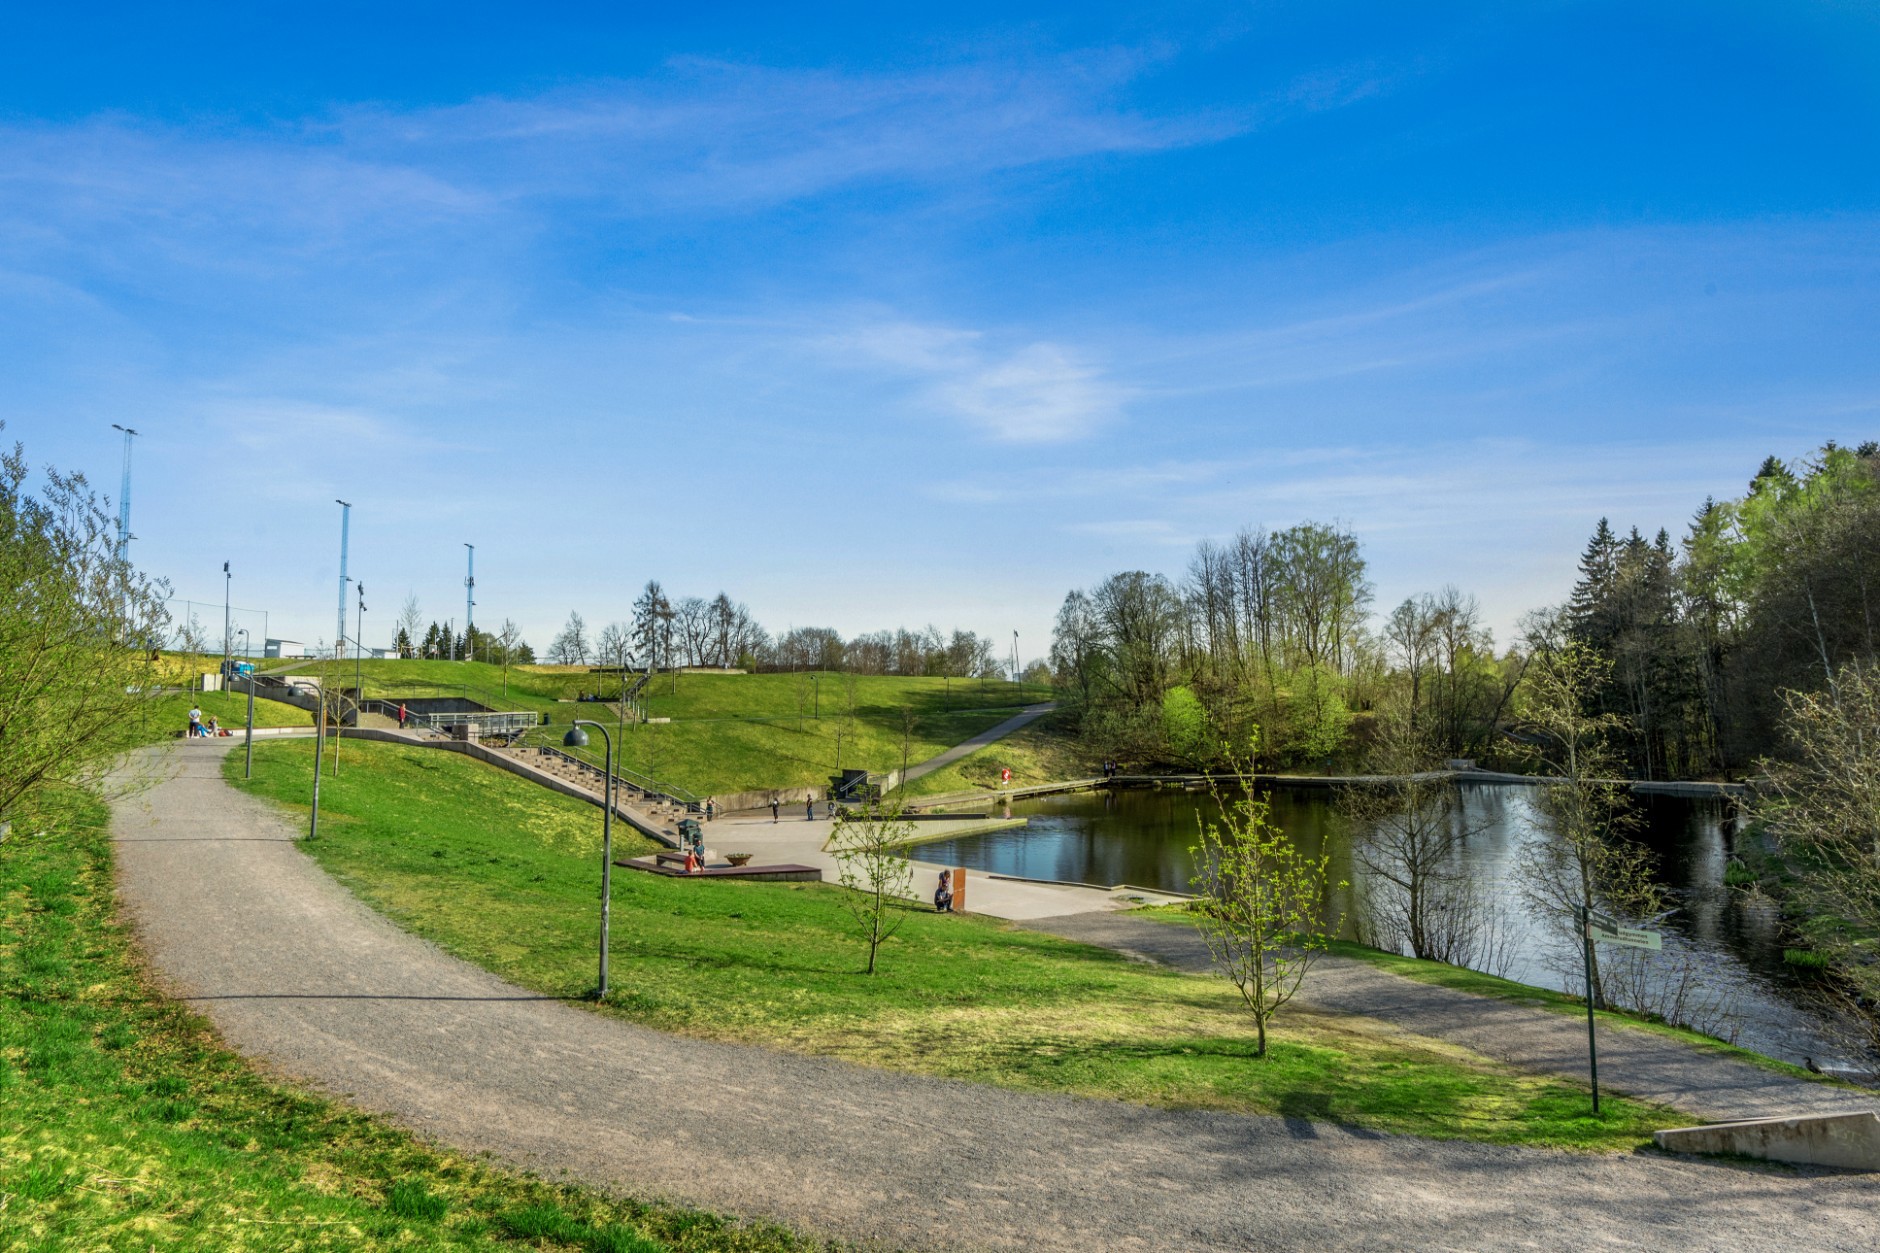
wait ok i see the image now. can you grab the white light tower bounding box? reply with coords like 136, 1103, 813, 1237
464, 543, 476, 663
110, 424, 138, 564
335, 500, 352, 658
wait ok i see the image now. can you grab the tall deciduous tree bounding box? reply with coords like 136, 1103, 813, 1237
550, 612, 589, 665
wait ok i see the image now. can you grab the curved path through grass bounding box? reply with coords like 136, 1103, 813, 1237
112, 742, 1879, 1252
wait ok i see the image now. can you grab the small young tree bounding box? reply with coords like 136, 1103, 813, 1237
1189, 752, 1340, 1056
897, 708, 919, 792
831, 801, 916, 974
793, 671, 813, 729
497, 619, 522, 695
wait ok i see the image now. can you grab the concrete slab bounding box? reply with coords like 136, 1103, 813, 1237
1655, 1110, 1880, 1170
701, 812, 1180, 921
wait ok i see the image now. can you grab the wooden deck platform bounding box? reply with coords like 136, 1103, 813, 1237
617, 857, 823, 883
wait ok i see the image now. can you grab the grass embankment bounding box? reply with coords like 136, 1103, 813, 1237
0, 793, 821, 1251
231, 738, 1669, 1150
303, 660, 1053, 797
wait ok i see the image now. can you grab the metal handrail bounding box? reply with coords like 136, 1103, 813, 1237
536, 743, 701, 809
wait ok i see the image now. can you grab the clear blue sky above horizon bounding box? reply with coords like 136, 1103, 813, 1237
6, 2, 1877, 660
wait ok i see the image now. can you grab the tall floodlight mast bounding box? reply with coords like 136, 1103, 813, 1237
110, 425, 138, 564
464, 543, 476, 663
335, 500, 352, 658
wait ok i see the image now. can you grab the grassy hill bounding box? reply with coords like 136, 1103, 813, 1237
258, 659, 1056, 798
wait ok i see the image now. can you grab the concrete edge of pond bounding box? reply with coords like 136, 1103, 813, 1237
1655, 1110, 1880, 1170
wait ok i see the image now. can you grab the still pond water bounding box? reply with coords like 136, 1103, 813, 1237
917, 784, 1849, 1064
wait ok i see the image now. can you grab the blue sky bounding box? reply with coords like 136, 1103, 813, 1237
5, 2, 1878, 659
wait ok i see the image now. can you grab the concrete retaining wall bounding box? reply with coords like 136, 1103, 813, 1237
1654, 1110, 1880, 1170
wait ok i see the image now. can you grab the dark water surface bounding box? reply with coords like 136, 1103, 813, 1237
918, 784, 1849, 1064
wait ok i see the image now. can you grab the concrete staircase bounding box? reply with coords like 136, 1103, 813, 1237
497, 744, 695, 833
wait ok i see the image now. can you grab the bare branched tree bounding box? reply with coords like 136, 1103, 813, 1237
1338, 711, 1505, 971
1515, 640, 1661, 1008
397, 593, 423, 658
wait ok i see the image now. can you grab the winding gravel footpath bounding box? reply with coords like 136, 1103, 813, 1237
1026, 914, 1879, 1125
111, 743, 1879, 1252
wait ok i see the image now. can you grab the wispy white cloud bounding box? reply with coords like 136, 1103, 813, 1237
1060, 517, 1195, 545
827, 319, 1130, 442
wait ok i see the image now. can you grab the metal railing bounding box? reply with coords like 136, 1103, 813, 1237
353, 698, 539, 737
535, 744, 701, 810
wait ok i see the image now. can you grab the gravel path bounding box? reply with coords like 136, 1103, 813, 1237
1024, 914, 1879, 1124
111, 743, 1880, 1252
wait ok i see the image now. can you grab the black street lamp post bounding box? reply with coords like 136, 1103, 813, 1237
237, 628, 255, 779
564, 720, 616, 998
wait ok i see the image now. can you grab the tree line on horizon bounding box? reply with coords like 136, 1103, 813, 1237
535, 579, 1011, 681
1047, 440, 1880, 778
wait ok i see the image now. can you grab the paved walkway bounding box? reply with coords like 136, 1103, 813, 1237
1028, 914, 1878, 1125
107, 742, 1880, 1252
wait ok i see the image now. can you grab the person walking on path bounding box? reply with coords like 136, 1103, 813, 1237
397, 702, 408, 730
769, 797, 780, 823
805, 793, 814, 821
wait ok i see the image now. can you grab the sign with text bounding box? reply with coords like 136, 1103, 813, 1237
1585, 910, 1663, 951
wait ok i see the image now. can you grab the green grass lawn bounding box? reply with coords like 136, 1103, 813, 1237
291, 660, 1056, 796
230, 738, 1672, 1150
0, 790, 824, 1252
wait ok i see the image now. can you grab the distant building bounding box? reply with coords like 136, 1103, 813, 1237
264, 638, 306, 658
